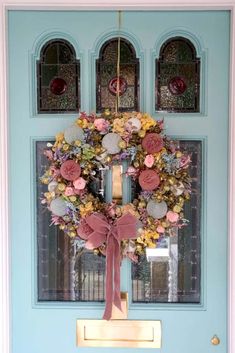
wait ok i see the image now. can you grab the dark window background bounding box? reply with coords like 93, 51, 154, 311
37, 39, 80, 114
36, 141, 105, 302
37, 140, 201, 304
132, 140, 202, 303
96, 38, 139, 112
156, 37, 200, 113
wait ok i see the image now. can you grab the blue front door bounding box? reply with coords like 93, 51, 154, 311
8, 10, 230, 353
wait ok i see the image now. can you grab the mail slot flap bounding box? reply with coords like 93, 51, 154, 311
77, 320, 162, 348
85, 323, 154, 341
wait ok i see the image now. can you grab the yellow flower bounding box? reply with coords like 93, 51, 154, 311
41, 177, 49, 184
138, 130, 146, 138
88, 123, 95, 130
69, 196, 77, 202
137, 237, 144, 244
54, 132, 64, 148
121, 204, 140, 218
77, 119, 83, 127
44, 192, 54, 201
112, 118, 125, 135
140, 113, 156, 131
161, 221, 169, 228
58, 183, 66, 191
104, 109, 111, 117
136, 112, 143, 120
123, 112, 142, 122
141, 229, 160, 244
160, 147, 167, 155
76, 119, 88, 129
136, 244, 144, 253
118, 140, 127, 149
56, 132, 64, 143
176, 151, 183, 158
79, 201, 94, 218
152, 232, 160, 239
62, 144, 69, 151
173, 205, 181, 213
147, 241, 156, 248
82, 120, 88, 129
74, 140, 82, 147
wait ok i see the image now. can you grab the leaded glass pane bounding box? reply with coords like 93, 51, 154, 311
132, 140, 201, 303
96, 38, 139, 112
156, 37, 200, 113
36, 141, 105, 302
37, 39, 80, 114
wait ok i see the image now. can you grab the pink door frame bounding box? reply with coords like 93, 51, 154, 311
0, 2, 234, 353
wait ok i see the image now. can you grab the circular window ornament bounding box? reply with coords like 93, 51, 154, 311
50, 77, 67, 95
108, 77, 128, 96
168, 76, 187, 96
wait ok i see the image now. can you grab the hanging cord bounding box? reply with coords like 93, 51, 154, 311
115, 11, 122, 113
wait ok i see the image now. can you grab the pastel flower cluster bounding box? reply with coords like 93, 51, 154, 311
41, 111, 192, 258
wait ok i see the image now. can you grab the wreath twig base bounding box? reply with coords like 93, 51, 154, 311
41, 111, 191, 319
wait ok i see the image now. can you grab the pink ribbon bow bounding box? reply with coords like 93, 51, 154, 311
77, 212, 138, 320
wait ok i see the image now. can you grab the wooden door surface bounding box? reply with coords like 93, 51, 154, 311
8, 10, 230, 353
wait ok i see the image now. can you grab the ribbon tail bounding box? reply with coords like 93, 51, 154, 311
113, 240, 122, 311
103, 236, 114, 320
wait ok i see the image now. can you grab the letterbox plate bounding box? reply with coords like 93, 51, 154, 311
76, 319, 162, 348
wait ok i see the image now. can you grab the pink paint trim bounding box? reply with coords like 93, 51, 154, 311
229, 8, 235, 353
1, 0, 235, 10
0, 2, 234, 353
0, 5, 10, 353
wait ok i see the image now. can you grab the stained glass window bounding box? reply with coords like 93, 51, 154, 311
36, 141, 105, 302
132, 140, 202, 303
156, 37, 200, 113
96, 38, 139, 112
37, 39, 80, 113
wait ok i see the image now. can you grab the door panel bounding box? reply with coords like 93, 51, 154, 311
9, 10, 229, 353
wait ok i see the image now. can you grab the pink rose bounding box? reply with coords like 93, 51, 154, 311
169, 142, 176, 153
74, 188, 83, 195
94, 118, 109, 132
126, 252, 138, 262
156, 225, 165, 233
64, 187, 75, 196
80, 112, 95, 122
144, 154, 155, 168
180, 155, 191, 169
60, 160, 81, 181
51, 215, 63, 225
77, 218, 93, 239
44, 149, 53, 160
50, 166, 61, 177
73, 177, 86, 190
142, 133, 164, 154
158, 119, 164, 130
166, 211, 179, 223
126, 166, 138, 177
106, 202, 116, 217
138, 170, 160, 191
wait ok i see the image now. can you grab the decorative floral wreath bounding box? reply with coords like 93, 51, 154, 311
41, 110, 191, 319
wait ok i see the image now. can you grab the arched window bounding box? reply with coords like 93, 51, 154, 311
156, 37, 200, 113
96, 38, 139, 112
37, 39, 80, 113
